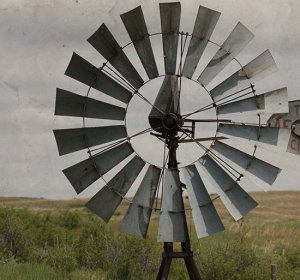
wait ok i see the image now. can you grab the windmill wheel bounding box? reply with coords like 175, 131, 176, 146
54, 1, 289, 262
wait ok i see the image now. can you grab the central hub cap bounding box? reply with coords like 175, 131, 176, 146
162, 113, 181, 131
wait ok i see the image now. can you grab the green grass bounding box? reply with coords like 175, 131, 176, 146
0, 261, 105, 279
0, 261, 66, 280
0, 192, 299, 279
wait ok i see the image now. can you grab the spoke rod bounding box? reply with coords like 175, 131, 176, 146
182, 85, 253, 119
90, 139, 126, 155
128, 127, 157, 140
176, 32, 188, 113
184, 118, 232, 123
216, 90, 254, 107
231, 121, 268, 127
182, 104, 213, 119
179, 136, 228, 143
155, 135, 170, 211
91, 127, 159, 156
177, 126, 242, 179
103, 64, 165, 116
216, 86, 253, 102
102, 66, 136, 92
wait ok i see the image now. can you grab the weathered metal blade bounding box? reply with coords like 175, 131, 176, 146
65, 53, 132, 103
211, 50, 278, 102
53, 125, 127, 156
86, 156, 145, 222
88, 24, 144, 89
243, 50, 278, 79
218, 123, 290, 149
121, 6, 158, 79
199, 155, 258, 220
198, 22, 254, 86
212, 141, 281, 185
218, 87, 289, 116
182, 165, 224, 238
182, 6, 220, 78
158, 169, 186, 242
120, 165, 161, 238
55, 88, 126, 120
63, 142, 133, 194
160, 2, 181, 75
149, 75, 179, 132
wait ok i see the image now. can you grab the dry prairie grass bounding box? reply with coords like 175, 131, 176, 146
1, 191, 299, 222
0, 191, 299, 279
1, 191, 299, 248
0, 196, 87, 210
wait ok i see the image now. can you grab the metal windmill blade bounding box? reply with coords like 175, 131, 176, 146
54, 3, 293, 279
160, 2, 181, 75
198, 22, 254, 86
182, 5, 220, 78
120, 165, 161, 238
209, 50, 278, 102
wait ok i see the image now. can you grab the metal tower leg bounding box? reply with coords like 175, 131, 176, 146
181, 241, 201, 280
156, 131, 201, 280
156, 242, 173, 280
156, 240, 201, 280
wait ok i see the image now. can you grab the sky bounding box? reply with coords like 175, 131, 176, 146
1, 0, 300, 199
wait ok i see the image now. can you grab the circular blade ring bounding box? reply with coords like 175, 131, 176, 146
54, 3, 288, 237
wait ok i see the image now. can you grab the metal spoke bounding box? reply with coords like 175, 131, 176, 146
179, 136, 228, 143
184, 118, 232, 123
177, 126, 242, 179
182, 86, 254, 120
216, 90, 254, 107
155, 134, 170, 211
176, 32, 189, 113
102, 62, 165, 116
182, 103, 216, 119
91, 126, 161, 156
128, 127, 156, 140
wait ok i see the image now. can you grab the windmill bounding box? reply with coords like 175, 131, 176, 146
53, 2, 291, 279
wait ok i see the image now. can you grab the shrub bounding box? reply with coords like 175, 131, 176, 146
0, 207, 299, 279
0, 208, 30, 261
58, 210, 80, 230
105, 235, 160, 280
192, 232, 269, 280
76, 219, 113, 269
46, 246, 77, 273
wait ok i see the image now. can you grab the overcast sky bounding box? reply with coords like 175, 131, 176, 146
1, 0, 300, 199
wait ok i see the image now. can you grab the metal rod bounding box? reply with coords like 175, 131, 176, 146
91, 127, 154, 156
179, 136, 228, 143
184, 119, 232, 123
177, 126, 242, 179
182, 86, 253, 120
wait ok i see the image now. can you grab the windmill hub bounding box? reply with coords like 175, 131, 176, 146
162, 113, 182, 131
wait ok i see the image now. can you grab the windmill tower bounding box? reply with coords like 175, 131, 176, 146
54, 2, 291, 279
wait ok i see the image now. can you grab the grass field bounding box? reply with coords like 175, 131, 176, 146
0, 191, 299, 279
